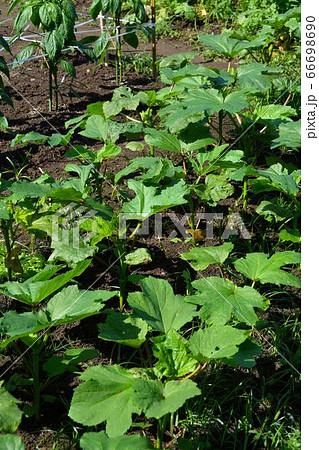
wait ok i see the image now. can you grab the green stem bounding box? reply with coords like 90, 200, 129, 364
1, 221, 12, 281
49, 69, 53, 112
218, 111, 223, 144
33, 342, 41, 422
243, 178, 248, 211
156, 414, 169, 449
54, 69, 58, 111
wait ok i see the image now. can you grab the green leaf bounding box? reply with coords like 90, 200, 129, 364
234, 252, 301, 288
279, 228, 301, 243
90, 0, 102, 20
0, 260, 90, 305
44, 285, 115, 323
39, 3, 62, 30
13, 44, 37, 67
271, 120, 301, 150
122, 180, 189, 220
237, 64, 281, 94
256, 200, 292, 222
0, 435, 25, 450
114, 157, 182, 185
189, 325, 249, 363
199, 33, 247, 58
0, 387, 23, 433
79, 115, 112, 142
96, 143, 121, 159
222, 339, 261, 368
44, 30, 64, 61
69, 365, 141, 435
187, 276, 265, 326
15, 6, 33, 32
0, 286, 115, 348
80, 432, 153, 450
43, 348, 100, 377
69, 365, 199, 436
249, 104, 296, 122
144, 129, 181, 153
143, 380, 200, 419
194, 172, 234, 206
60, 59, 76, 77
181, 243, 233, 270
48, 243, 97, 265
152, 330, 197, 378
125, 248, 152, 266
98, 311, 148, 348
128, 277, 196, 333
103, 87, 141, 117
253, 163, 299, 197
181, 89, 248, 115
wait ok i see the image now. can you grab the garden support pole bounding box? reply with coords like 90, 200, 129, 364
151, 0, 157, 79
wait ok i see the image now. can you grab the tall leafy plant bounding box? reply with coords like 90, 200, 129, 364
90, 0, 148, 83
11, 0, 79, 111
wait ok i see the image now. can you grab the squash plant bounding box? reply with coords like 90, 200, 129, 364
11, 0, 81, 111
0, 260, 117, 422
69, 276, 263, 448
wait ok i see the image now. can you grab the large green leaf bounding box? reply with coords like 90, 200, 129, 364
80, 432, 153, 450
181, 89, 248, 115
0, 286, 115, 348
237, 64, 281, 94
44, 30, 64, 61
252, 163, 300, 197
69, 365, 200, 436
152, 330, 197, 379
43, 348, 100, 377
103, 87, 141, 117
199, 33, 247, 58
189, 325, 249, 363
0, 435, 25, 450
0, 386, 23, 433
194, 172, 234, 206
128, 277, 196, 333
234, 252, 301, 287
98, 311, 148, 348
142, 379, 200, 419
122, 180, 189, 220
181, 243, 234, 270
79, 115, 114, 142
125, 248, 152, 266
271, 120, 301, 150
0, 260, 90, 305
144, 129, 181, 153
69, 365, 140, 436
256, 200, 292, 222
187, 276, 265, 325
114, 157, 182, 185
222, 339, 261, 368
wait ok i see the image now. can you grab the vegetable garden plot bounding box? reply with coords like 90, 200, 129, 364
0, 1, 300, 448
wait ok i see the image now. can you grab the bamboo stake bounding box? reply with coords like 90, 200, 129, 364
151, 0, 157, 79
98, 11, 108, 66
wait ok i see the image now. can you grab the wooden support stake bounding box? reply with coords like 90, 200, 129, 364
151, 0, 157, 79
98, 11, 108, 66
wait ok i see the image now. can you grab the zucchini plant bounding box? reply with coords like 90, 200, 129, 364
0, 260, 116, 422
69, 276, 263, 448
